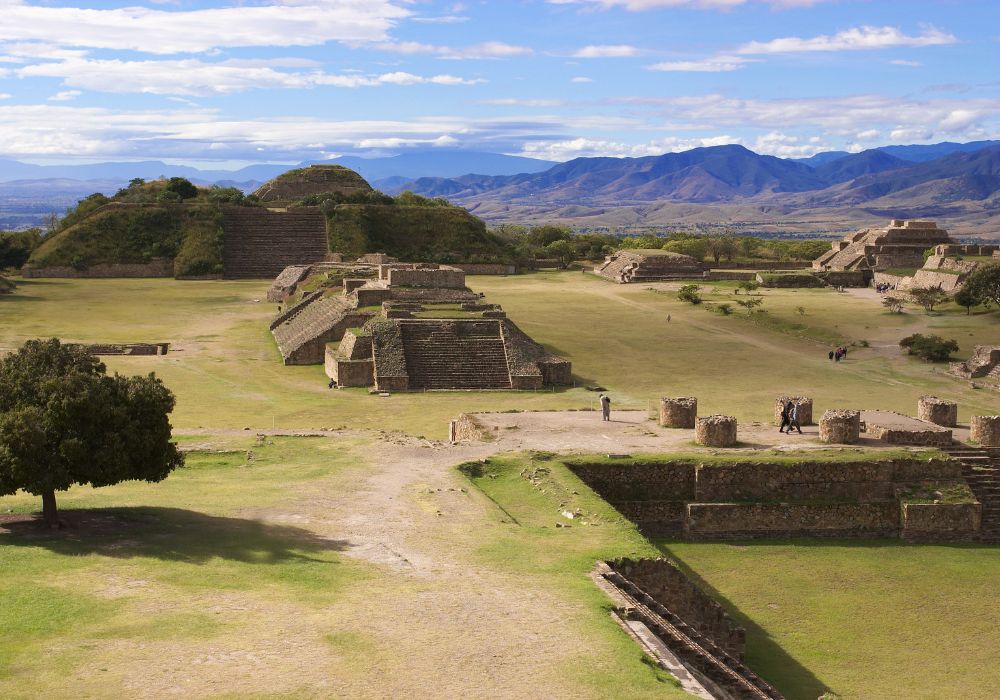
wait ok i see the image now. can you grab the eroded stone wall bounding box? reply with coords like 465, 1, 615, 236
819, 410, 860, 444
917, 396, 958, 427
695, 415, 737, 447
971, 416, 1000, 447
660, 397, 697, 429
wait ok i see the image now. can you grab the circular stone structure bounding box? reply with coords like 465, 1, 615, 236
695, 415, 737, 447
659, 397, 698, 429
819, 410, 861, 444
773, 396, 813, 425
970, 415, 1000, 447
917, 396, 958, 427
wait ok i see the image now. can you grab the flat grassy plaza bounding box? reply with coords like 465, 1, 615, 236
2, 273, 999, 698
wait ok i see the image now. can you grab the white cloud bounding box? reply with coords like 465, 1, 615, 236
571, 76, 593, 83
48, 90, 81, 101
480, 98, 567, 107
18, 58, 483, 96
890, 59, 922, 67
0, 93, 11, 99
573, 44, 639, 58
374, 40, 533, 59
0, 1, 409, 54
739, 25, 957, 54
647, 55, 752, 72
547, 0, 828, 10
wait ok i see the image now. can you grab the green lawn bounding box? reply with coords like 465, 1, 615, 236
465, 452, 1000, 700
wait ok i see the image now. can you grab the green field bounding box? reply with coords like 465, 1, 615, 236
1, 272, 999, 698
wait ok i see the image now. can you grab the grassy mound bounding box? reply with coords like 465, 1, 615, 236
325, 201, 513, 263
252, 164, 372, 205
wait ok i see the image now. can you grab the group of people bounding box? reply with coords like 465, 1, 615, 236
874, 282, 894, 293
829, 346, 848, 362
779, 400, 803, 434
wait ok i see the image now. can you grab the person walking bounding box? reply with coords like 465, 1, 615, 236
788, 401, 803, 434
779, 400, 792, 433
828, 350, 834, 361
599, 393, 612, 422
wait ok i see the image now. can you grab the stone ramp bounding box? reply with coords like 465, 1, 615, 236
399, 319, 512, 390
222, 206, 329, 279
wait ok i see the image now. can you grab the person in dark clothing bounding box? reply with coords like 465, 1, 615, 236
788, 401, 803, 434
328, 378, 337, 389
829, 350, 835, 361
599, 393, 611, 421
779, 400, 792, 433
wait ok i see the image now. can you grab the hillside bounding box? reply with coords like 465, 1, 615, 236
251, 165, 373, 206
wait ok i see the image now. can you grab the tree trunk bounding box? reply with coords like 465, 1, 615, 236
41, 489, 60, 529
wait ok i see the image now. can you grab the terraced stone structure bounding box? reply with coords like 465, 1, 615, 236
271, 263, 571, 388
659, 397, 697, 429
595, 249, 704, 283
917, 396, 958, 427
222, 206, 329, 279
951, 345, 1000, 384
812, 219, 953, 273
251, 164, 373, 206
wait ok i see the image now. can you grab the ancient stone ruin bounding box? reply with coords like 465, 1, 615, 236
695, 415, 737, 447
271, 263, 571, 390
659, 397, 697, 429
86, 343, 169, 356
917, 396, 958, 427
951, 345, 1000, 386
971, 416, 1000, 447
819, 409, 860, 444
594, 249, 704, 283
812, 220, 953, 274
773, 396, 813, 425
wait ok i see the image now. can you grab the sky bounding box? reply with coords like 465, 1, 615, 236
0, 0, 997, 166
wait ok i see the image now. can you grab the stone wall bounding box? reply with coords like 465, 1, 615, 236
23, 257, 174, 279
453, 263, 517, 275
773, 396, 813, 425
660, 397, 697, 429
819, 409, 860, 444
686, 502, 900, 538
917, 396, 958, 427
971, 416, 1000, 447
569, 461, 697, 501
386, 267, 466, 289
901, 503, 981, 542
865, 423, 953, 447
607, 558, 746, 659
449, 413, 489, 442
695, 415, 737, 447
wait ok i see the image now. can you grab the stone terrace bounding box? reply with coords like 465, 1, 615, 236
595, 250, 704, 283
813, 219, 953, 273
400, 320, 512, 390
222, 206, 329, 279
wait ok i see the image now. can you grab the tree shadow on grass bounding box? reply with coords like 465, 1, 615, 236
0, 507, 350, 565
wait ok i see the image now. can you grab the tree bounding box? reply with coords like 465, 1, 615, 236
164, 177, 198, 200
737, 280, 760, 295
663, 238, 707, 262
128, 177, 145, 188
909, 286, 949, 312
528, 225, 571, 248
0, 228, 42, 270
899, 333, 959, 362
962, 264, 1000, 308
736, 297, 764, 315
545, 239, 575, 269
882, 296, 904, 314
677, 284, 702, 305
954, 285, 982, 315
0, 339, 183, 528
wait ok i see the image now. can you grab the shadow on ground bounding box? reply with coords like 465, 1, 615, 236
0, 507, 349, 564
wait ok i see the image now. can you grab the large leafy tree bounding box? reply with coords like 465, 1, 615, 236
962, 264, 1000, 308
0, 338, 183, 528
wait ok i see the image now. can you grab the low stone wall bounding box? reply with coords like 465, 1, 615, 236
569, 461, 696, 501
703, 270, 757, 281
686, 502, 900, 538
819, 410, 860, 444
87, 343, 169, 356
865, 423, 952, 447
659, 397, 697, 429
453, 263, 517, 275
774, 396, 813, 425
385, 266, 466, 288
818, 270, 868, 287
917, 396, 958, 427
449, 413, 489, 442
607, 558, 746, 659
610, 501, 687, 535
343, 278, 367, 294
902, 503, 981, 542
23, 257, 174, 279
971, 416, 1000, 447
695, 415, 736, 447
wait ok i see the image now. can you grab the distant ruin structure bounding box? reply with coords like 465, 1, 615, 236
269, 263, 571, 390
950, 345, 1000, 383
812, 220, 953, 274
595, 250, 704, 283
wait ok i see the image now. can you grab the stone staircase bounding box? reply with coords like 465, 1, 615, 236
222, 206, 329, 279
942, 445, 1000, 543
399, 320, 513, 390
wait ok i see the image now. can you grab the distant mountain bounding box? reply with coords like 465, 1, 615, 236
795, 140, 1000, 168
324, 150, 554, 181
794, 151, 850, 168
813, 149, 910, 184
400, 145, 827, 203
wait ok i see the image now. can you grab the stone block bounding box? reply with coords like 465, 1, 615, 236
774, 396, 813, 425
917, 396, 958, 427
659, 397, 697, 429
695, 415, 737, 447
970, 415, 1000, 447
819, 409, 860, 444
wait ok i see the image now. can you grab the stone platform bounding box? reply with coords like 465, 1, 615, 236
860, 410, 953, 447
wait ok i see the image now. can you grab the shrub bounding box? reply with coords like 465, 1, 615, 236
164, 177, 198, 200
715, 302, 733, 315
757, 272, 824, 288
882, 296, 904, 313
736, 297, 764, 315
899, 333, 959, 362
677, 284, 702, 305
960, 263, 1000, 308
909, 286, 949, 312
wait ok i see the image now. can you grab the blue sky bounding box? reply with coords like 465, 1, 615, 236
0, 0, 997, 166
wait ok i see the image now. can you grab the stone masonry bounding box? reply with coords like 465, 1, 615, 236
819, 409, 861, 444
695, 415, 737, 447
659, 397, 697, 429
773, 396, 813, 425
917, 396, 958, 427
971, 416, 1000, 447
812, 220, 952, 273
